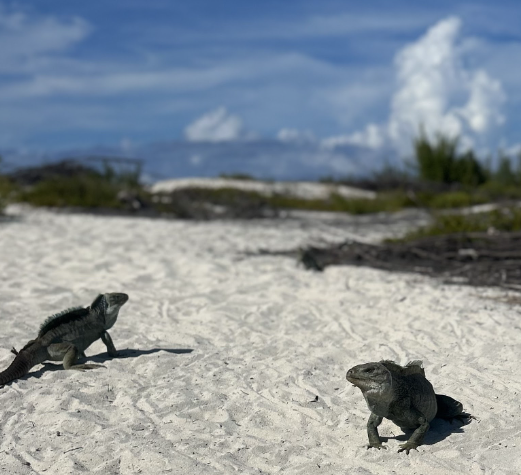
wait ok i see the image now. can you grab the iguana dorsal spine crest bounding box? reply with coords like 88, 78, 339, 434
38, 306, 88, 337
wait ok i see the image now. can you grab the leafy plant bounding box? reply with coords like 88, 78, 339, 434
398, 207, 521, 241
18, 175, 122, 208
414, 131, 487, 186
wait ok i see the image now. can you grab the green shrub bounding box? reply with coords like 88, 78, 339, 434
18, 175, 122, 208
267, 191, 414, 214
414, 132, 487, 186
478, 181, 521, 200
420, 191, 489, 209
0, 175, 15, 213
219, 173, 257, 181
414, 132, 457, 183
94, 160, 142, 189
399, 207, 521, 241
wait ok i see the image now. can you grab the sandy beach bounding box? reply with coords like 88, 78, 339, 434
0, 205, 520, 474
149, 178, 376, 201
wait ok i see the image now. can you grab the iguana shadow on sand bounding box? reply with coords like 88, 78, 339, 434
376, 416, 470, 447
7, 348, 194, 384
91, 348, 194, 361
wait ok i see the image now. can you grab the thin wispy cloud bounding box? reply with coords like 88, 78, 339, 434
0, 5, 89, 70
276, 11, 435, 38
277, 129, 316, 144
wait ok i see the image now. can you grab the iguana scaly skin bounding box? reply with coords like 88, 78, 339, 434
0, 293, 128, 386
346, 360, 471, 454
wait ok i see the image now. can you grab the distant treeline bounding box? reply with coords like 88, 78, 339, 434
1, 135, 521, 218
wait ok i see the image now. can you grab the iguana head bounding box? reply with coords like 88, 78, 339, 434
346, 362, 392, 392
91, 292, 129, 329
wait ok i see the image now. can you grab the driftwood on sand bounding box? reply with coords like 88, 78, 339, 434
274, 232, 521, 291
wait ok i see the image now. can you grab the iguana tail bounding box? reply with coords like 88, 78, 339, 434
435, 394, 472, 423
0, 342, 37, 386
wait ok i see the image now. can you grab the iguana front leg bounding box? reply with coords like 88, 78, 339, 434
397, 410, 429, 454
367, 413, 387, 450
62, 345, 105, 371
101, 331, 118, 357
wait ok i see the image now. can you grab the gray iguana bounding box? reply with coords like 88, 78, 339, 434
0, 292, 128, 386
346, 360, 471, 454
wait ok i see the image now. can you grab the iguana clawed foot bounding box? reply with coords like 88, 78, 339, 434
397, 442, 419, 455
366, 443, 387, 450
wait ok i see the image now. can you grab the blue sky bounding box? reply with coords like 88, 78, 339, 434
2, 1, 521, 179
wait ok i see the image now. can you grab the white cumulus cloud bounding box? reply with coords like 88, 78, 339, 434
460, 70, 505, 133
388, 17, 464, 147
184, 107, 247, 142
325, 16, 506, 155
388, 16, 505, 152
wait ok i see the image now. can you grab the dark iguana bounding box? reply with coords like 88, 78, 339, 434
0, 293, 128, 386
346, 360, 471, 454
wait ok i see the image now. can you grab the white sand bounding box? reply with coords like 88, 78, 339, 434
0, 205, 520, 474
150, 177, 376, 200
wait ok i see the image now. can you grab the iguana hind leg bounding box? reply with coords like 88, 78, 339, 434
62, 345, 105, 371
397, 410, 429, 454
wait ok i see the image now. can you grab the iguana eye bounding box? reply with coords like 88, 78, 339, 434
364, 368, 374, 373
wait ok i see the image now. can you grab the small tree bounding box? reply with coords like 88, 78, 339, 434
414, 131, 458, 183
413, 132, 487, 186
452, 150, 487, 186
494, 153, 517, 186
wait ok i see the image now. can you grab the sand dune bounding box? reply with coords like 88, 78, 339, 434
0, 205, 519, 474
150, 177, 376, 201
